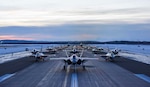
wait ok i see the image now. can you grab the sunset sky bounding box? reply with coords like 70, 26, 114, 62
0, 0, 150, 41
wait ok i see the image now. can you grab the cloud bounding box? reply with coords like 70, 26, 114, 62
0, 23, 150, 41
71, 8, 150, 15
0, 7, 150, 26
49, 36, 96, 41
28, 34, 99, 41
0, 35, 33, 40
26, 34, 55, 40
69, 34, 99, 41
0, 34, 57, 41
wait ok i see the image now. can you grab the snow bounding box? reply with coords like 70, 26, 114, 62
0, 44, 56, 55
119, 52, 150, 64
0, 51, 32, 64
92, 44, 150, 64
0, 44, 150, 64
95, 44, 150, 56
0, 44, 60, 64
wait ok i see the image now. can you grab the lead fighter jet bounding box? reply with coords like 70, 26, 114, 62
50, 50, 99, 70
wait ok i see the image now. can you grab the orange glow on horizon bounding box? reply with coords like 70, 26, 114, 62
0, 35, 34, 40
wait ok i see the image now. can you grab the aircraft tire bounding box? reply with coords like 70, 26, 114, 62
63, 66, 66, 70
83, 65, 85, 70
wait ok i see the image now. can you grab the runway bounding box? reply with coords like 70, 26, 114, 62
0, 48, 150, 87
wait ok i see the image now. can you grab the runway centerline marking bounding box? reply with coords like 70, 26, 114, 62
71, 73, 78, 87
71, 65, 78, 87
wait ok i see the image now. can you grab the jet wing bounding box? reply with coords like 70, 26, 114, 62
81, 57, 99, 60
100, 54, 120, 58
65, 50, 82, 52
49, 57, 69, 60
100, 54, 108, 57
40, 55, 48, 57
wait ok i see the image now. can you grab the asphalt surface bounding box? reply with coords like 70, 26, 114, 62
0, 56, 35, 76
113, 56, 150, 77
0, 48, 150, 87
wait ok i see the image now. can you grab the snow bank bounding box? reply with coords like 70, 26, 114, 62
0, 51, 32, 64
119, 52, 150, 64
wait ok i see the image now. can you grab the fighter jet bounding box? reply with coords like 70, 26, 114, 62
50, 50, 99, 70
101, 49, 121, 61
33, 52, 48, 61
30, 49, 48, 61
68, 45, 81, 54
46, 46, 57, 54
92, 47, 105, 54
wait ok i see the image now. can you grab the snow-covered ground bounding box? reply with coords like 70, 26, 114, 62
95, 44, 150, 56
92, 44, 150, 64
119, 52, 150, 64
0, 51, 32, 64
0, 44, 150, 64
0, 44, 59, 55
0, 44, 59, 64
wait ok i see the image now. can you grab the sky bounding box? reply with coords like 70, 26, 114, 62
0, 0, 150, 41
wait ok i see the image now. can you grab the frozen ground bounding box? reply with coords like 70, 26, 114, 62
93, 44, 150, 64
119, 52, 150, 64
0, 44, 59, 64
95, 44, 150, 56
0, 44, 58, 55
0, 44, 150, 64
0, 51, 32, 64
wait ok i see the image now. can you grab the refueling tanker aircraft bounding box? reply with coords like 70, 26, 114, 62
50, 50, 99, 70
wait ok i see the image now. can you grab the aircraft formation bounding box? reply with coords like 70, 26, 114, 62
30, 44, 121, 70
